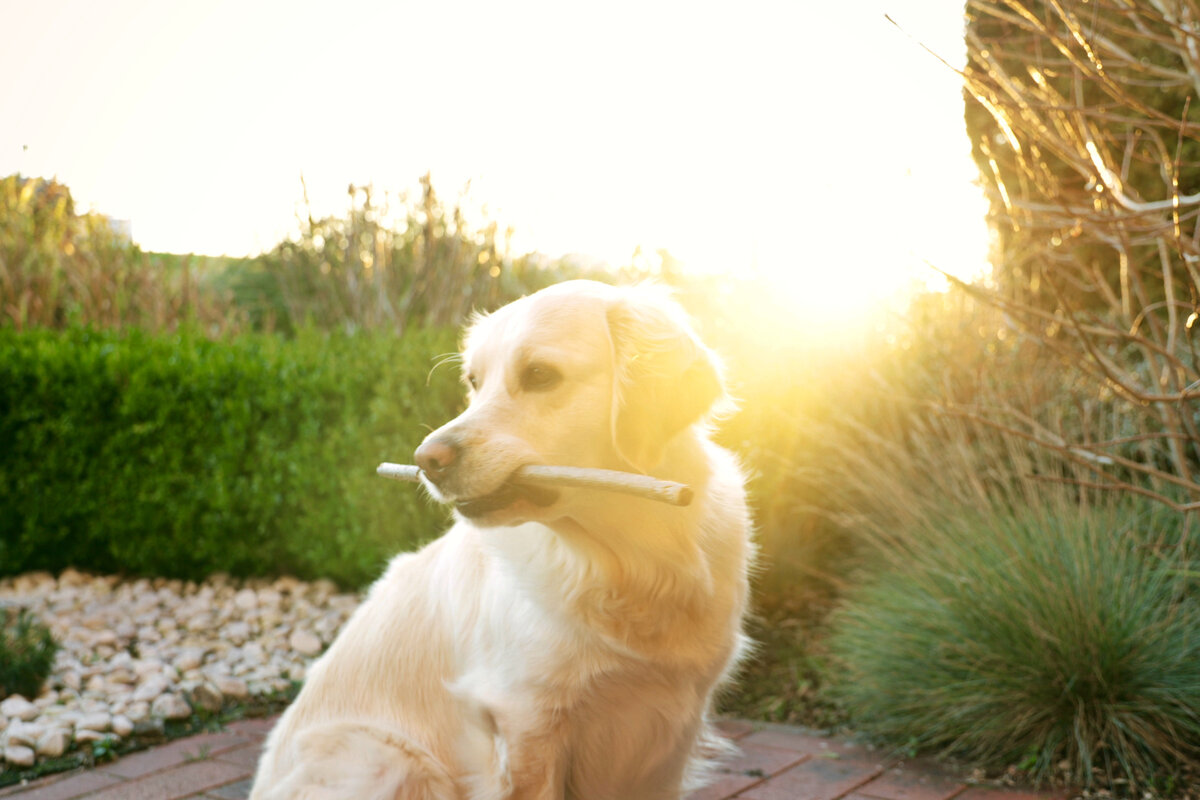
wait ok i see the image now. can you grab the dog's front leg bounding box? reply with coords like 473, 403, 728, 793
502, 717, 569, 800
451, 678, 568, 800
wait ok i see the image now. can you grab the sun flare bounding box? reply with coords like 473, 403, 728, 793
0, 0, 988, 330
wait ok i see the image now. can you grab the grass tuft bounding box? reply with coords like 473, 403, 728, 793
828, 499, 1200, 792
0, 607, 58, 701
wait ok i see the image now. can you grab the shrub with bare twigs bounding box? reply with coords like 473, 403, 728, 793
961, 0, 1200, 511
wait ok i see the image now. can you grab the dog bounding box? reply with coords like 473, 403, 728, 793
249, 280, 752, 800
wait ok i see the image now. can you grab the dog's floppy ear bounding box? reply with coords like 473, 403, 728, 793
607, 289, 725, 473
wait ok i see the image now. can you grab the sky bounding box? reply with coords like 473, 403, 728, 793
0, 0, 988, 320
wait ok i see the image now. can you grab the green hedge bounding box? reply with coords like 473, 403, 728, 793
0, 326, 462, 587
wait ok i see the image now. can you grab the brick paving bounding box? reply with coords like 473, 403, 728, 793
0, 717, 1073, 800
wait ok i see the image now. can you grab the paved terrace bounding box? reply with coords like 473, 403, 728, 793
0, 717, 1071, 800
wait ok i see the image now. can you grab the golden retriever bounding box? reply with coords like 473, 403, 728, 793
249, 280, 752, 800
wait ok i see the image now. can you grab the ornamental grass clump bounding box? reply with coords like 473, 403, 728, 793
829, 501, 1200, 793
0, 608, 58, 701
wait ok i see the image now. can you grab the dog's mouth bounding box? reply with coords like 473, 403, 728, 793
453, 478, 560, 519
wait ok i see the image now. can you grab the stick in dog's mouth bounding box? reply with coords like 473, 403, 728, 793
450, 480, 560, 518
376, 463, 694, 507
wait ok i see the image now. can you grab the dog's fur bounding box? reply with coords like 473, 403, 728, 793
249, 280, 752, 800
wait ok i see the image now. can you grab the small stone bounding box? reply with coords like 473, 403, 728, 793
13, 570, 54, 593
184, 613, 213, 632
107, 668, 136, 686
133, 717, 165, 739
112, 715, 134, 737
59, 567, 89, 587
314, 613, 342, 639
189, 683, 223, 713
289, 629, 322, 656
151, 693, 191, 720
132, 674, 170, 702
77, 712, 111, 733
0, 696, 38, 722
272, 575, 301, 591
311, 579, 337, 599
80, 700, 107, 716
225, 621, 251, 643
214, 677, 248, 699
241, 642, 265, 665
35, 690, 60, 707
54, 710, 82, 728
4, 744, 35, 767
75, 729, 106, 743
80, 614, 107, 631
234, 588, 258, 610
172, 647, 206, 672
90, 630, 118, 647
124, 702, 151, 722
36, 729, 70, 758
257, 588, 282, 606
5, 721, 41, 748
134, 658, 166, 678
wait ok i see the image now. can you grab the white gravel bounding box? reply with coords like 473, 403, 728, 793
0, 568, 361, 769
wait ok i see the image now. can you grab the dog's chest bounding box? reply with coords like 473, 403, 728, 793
455, 633, 707, 800
451, 532, 727, 797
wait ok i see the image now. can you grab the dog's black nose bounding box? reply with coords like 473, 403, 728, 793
415, 436, 458, 481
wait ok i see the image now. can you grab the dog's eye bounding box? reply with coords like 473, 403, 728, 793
520, 364, 561, 392
467, 373, 479, 390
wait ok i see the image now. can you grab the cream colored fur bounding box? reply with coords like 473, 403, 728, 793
249, 280, 752, 800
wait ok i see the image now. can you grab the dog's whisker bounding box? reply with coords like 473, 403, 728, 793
427, 352, 464, 385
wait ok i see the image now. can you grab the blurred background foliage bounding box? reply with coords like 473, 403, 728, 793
4, 1, 1200, 792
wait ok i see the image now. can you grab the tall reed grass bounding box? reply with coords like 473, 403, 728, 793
0, 175, 239, 334
234, 176, 626, 335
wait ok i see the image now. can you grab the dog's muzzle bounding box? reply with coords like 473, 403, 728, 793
451, 476, 560, 518
415, 433, 560, 517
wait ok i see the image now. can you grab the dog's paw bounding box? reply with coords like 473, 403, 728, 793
256, 722, 458, 800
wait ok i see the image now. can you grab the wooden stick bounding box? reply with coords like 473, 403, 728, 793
376, 463, 694, 507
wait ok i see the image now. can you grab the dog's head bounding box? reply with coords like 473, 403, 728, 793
414, 280, 725, 526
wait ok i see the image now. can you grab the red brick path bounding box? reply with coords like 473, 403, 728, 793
0, 718, 1072, 800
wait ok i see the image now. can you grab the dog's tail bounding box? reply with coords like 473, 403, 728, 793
250, 721, 457, 800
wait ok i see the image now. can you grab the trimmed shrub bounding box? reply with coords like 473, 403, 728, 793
829, 500, 1200, 791
0, 325, 462, 587
0, 608, 58, 701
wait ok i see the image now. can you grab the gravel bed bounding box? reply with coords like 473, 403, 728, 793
0, 569, 360, 770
